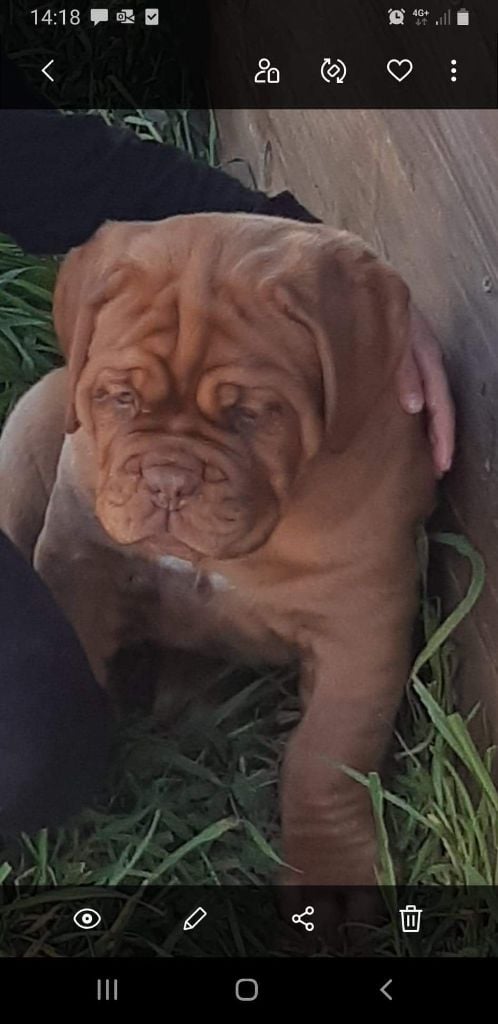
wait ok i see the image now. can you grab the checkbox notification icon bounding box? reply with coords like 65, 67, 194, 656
145, 7, 159, 25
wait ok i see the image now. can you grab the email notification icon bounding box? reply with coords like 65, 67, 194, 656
116, 8, 135, 23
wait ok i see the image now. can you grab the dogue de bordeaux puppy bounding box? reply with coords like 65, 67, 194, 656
0, 213, 435, 926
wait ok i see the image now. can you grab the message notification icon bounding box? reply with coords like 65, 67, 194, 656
90, 9, 109, 25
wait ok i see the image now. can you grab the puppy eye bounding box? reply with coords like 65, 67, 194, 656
114, 390, 135, 407
230, 406, 259, 430
267, 401, 283, 416
93, 387, 135, 405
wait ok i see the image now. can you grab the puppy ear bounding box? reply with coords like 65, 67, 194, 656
53, 224, 139, 434
275, 231, 411, 452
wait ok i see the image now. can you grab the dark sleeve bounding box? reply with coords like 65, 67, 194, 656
0, 109, 319, 256
0, 529, 111, 834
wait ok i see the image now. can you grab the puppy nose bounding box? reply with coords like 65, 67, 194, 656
143, 463, 200, 507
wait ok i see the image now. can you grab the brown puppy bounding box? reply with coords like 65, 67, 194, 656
0, 213, 435, 917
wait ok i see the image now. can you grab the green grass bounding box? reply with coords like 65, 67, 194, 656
0, 239, 59, 423
0, 109, 496, 958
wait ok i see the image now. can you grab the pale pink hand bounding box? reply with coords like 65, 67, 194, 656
397, 308, 455, 478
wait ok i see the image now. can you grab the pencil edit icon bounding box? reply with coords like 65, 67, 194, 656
183, 906, 207, 931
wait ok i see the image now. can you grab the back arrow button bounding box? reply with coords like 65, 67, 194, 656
380, 978, 393, 1001
42, 60, 55, 83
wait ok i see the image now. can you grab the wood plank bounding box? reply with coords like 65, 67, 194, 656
216, 105, 498, 733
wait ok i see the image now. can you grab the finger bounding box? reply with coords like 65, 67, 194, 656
414, 345, 456, 474
396, 348, 425, 414
429, 427, 445, 480
409, 309, 456, 473
428, 399, 456, 475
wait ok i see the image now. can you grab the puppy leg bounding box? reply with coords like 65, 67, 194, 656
280, 553, 419, 930
33, 484, 125, 687
0, 368, 67, 561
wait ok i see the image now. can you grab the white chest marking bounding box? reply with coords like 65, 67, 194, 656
157, 555, 232, 591
158, 555, 195, 574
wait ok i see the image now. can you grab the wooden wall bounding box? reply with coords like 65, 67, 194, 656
215, 104, 498, 734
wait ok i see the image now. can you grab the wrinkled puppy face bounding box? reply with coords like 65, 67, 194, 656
56, 216, 331, 560
55, 214, 410, 562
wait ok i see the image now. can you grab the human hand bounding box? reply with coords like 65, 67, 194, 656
397, 308, 455, 477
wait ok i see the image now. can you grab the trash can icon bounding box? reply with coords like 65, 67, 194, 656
399, 904, 423, 933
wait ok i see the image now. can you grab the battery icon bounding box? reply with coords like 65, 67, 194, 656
457, 7, 470, 25
183, 906, 207, 931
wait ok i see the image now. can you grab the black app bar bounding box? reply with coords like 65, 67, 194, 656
0, 0, 497, 110
0, 958, 496, 1011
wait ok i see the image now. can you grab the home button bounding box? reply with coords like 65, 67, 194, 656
235, 978, 259, 1002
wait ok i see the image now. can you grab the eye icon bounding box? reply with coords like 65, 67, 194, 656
73, 907, 102, 930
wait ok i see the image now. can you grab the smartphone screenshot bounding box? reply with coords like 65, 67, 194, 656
0, 0, 497, 1009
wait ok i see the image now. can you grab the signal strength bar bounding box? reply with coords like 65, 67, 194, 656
436, 9, 452, 24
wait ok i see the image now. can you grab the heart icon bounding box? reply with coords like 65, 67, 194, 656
387, 58, 413, 82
